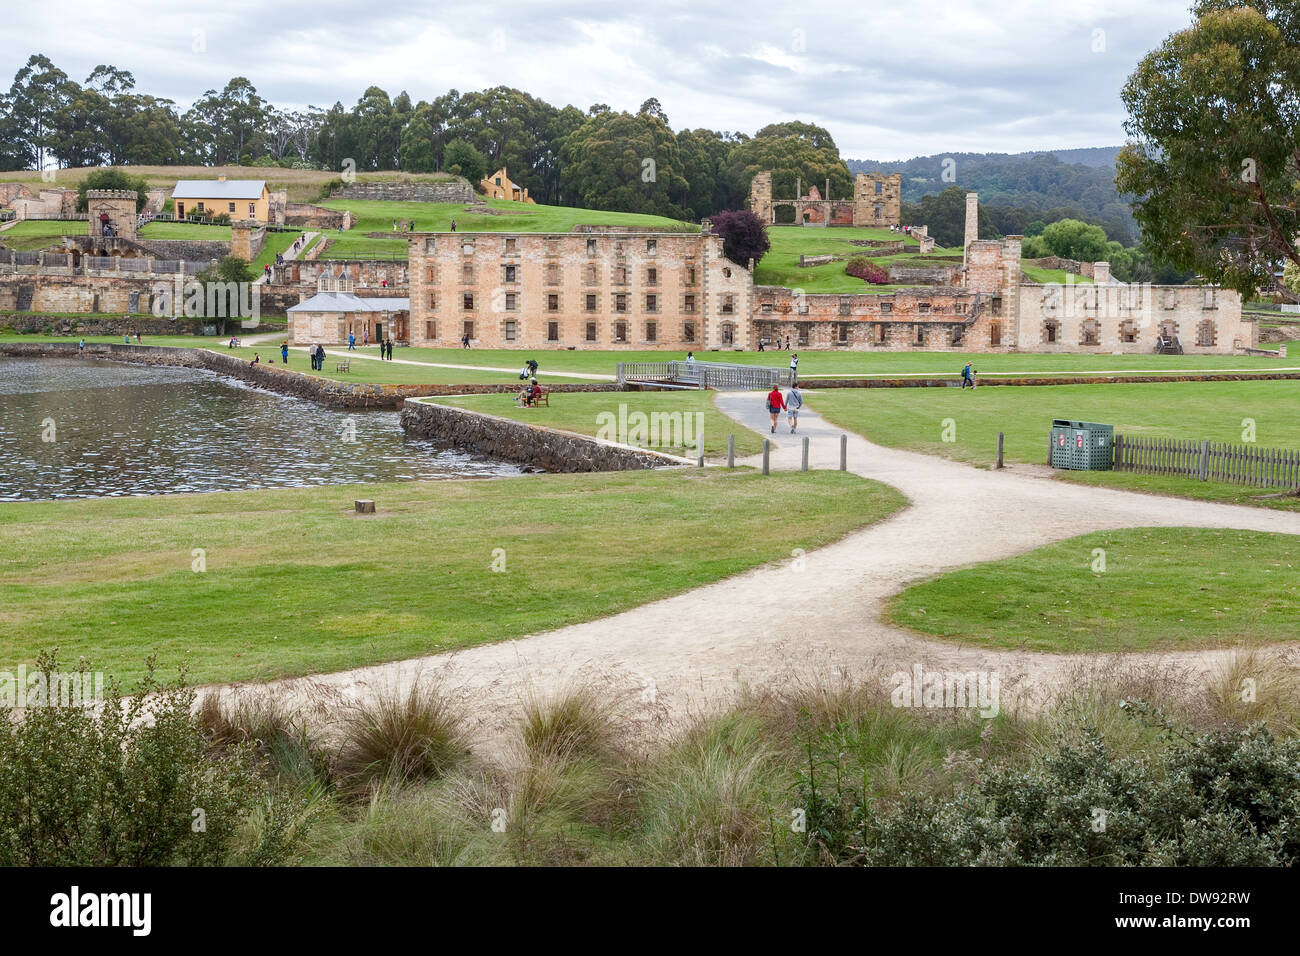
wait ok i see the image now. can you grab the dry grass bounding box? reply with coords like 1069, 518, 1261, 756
334, 679, 472, 792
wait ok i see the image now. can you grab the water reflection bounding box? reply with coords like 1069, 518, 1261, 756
0, 356, 521, 501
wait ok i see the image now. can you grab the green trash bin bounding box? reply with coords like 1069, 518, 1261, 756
1050, 420, 1113, 470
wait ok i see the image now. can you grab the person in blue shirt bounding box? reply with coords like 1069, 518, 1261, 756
281, 341, 289, 364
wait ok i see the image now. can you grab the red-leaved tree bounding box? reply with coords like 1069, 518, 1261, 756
708, 209, 770, 267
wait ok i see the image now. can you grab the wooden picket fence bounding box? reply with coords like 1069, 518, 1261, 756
1114, 434, 1300, 490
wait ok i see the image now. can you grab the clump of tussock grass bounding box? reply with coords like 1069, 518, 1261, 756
196, 690, 335, 790
335, 680, 472, 792
517, 684, 624, 765
639, 710, 789, 866
1206, 644, 1300, 734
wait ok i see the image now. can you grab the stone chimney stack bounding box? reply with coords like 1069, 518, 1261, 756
1092, 261, 1111, 284
963, 192, 979, 266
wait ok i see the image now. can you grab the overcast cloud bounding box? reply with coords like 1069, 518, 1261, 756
3, 0, 1193, 159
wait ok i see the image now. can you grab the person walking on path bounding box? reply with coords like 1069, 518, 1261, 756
461, 332, 470, 349
385, 338, 393, 360
78, 338, 85, 352
316, 344, 325, 371
766, 384, 786, 434
785, 383, 803, 434
961, 362, 974, 389
450, 220, 457, 232
789, 352, 799, 385
281, 341, 289, 365
348, 330, 356, 351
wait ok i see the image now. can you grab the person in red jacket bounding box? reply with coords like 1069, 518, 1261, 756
766, 385, 786, 434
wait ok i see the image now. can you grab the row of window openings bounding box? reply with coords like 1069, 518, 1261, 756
1055, 319, 1217, 347
434, 292, 730, 313
443, 264, 698, 285
177, 202, 257, 217
426, 319, 718, 344
758, 301, 969, 316
426, 237, 663, 257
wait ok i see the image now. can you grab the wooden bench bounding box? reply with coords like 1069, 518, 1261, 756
535, 386, 549, 407
335, 358, 351, 372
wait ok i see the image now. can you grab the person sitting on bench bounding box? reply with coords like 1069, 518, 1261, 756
528, 379, 542, 406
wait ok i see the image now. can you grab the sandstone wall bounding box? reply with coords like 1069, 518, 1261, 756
332, 182, 474, 203
399, 399, 686, 472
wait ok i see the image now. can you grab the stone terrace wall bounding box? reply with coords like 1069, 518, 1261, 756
400, 399, 686, 472
1, 314, 210, 336
0, 342, 622, 409
332, 182, 474, 203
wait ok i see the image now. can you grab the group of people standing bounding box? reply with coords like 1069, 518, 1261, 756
758, 336, 792, 351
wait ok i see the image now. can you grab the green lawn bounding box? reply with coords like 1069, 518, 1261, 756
138, 222, 232, 240
887, 528, 1300, 652
433, 391, 766, 458
0, 219, 78, 251
810, 378, 1300, 510
4, 332, 1292, 382
0, 469, 904, 687
315, 196, 697, 259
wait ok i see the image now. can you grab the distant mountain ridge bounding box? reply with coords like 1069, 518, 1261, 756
846, 147, 1133, 243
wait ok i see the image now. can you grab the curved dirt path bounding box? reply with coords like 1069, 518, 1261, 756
229, 392, 1300, 747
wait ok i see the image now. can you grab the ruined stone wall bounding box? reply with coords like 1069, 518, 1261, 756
0, 272, 171, 314
274, 258, 408, 290
65, 235, 229, 263
851, 173, 902, 228
400, 399, 686, 472
332, 181, 474, 203
284, 202, 348, 229
1016, 282, 1254, 354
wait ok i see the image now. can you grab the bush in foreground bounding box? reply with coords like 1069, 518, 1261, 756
0, 653, 310, 866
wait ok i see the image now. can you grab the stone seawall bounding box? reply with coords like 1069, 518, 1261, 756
0, 341, 622, 409
400, 399, 687, 473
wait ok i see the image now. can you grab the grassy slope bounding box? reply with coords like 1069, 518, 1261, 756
315, 196, 697, 259
0, 470, 904, 687
433, 391, 767, 458
887, 528, 1300, 652
810, 378, 1300, 510
139, 222, 232, 240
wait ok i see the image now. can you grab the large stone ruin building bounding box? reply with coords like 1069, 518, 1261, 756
748, 169, 902, 228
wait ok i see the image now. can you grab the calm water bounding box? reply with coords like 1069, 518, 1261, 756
0, 356, 521, 501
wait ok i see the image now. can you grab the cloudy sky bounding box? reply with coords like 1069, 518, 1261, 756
6, 0, 1192, 160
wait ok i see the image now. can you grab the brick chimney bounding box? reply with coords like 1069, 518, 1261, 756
1092, 261, 1111, 284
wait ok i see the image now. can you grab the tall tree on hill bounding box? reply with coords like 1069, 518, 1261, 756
727, 122, 852, 208
538, 104, 585, 204
677, 128, 743, 219
5, 54, 75, 169
558, 106, 690, 219
443, 139, 487, 186
1117, 0, 1300, 295
182, 78, 268, 165
399, 109, 438, 173
450, 87, 558, 198
351, 87, 404, 170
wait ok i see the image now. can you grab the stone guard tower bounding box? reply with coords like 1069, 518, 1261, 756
86, 189, 138, 241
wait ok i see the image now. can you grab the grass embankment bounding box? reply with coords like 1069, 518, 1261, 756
811, 378, 1300, 510
315, 197, 697, 259
888, 528, 1300, 652
433, 391, 766, 459
0, 469, 903, 687
0, 220, 79, 251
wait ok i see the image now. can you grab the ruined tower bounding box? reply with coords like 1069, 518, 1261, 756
748, 171, 773, 224
962, 192, 979, 266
